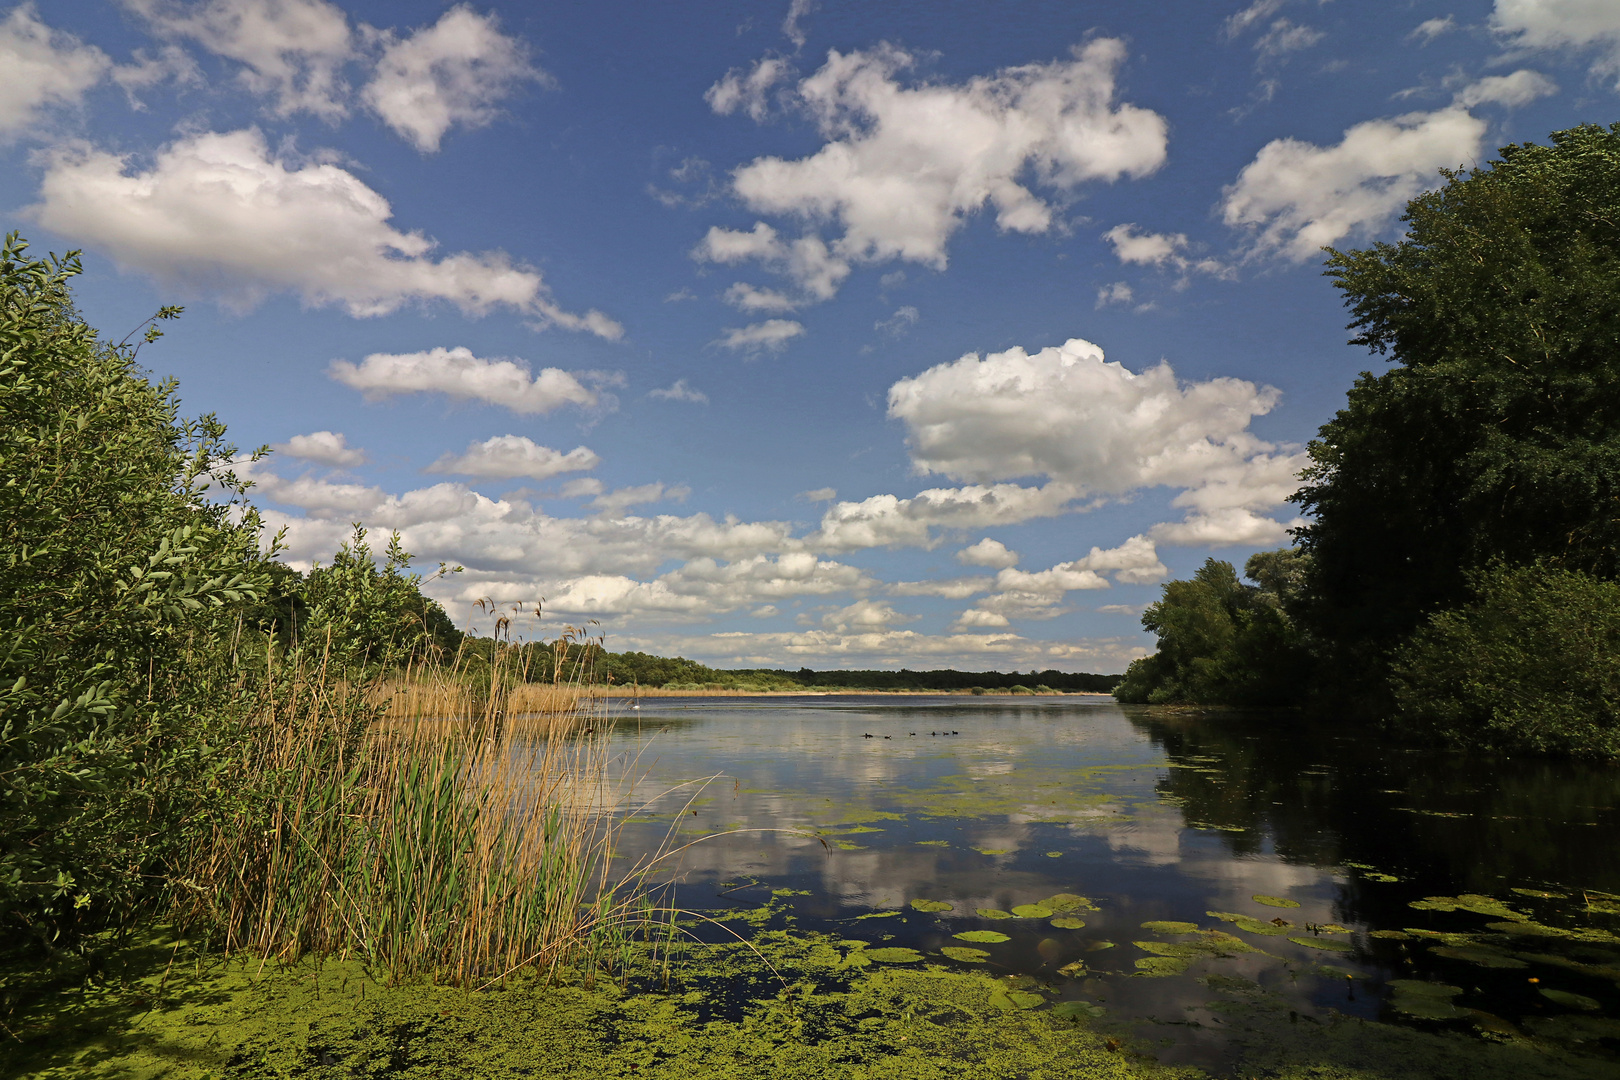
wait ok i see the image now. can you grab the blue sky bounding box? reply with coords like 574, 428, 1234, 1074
7, 0, 1616, 671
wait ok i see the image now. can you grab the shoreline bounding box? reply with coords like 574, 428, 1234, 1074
588, 687, 1117, 698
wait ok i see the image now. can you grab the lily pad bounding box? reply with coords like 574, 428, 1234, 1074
1388, 980, 1468, 1020
1207, 911, 1292, 936
940, 946, 990, 963
1510, 887, 1568, 900
1056, 959, 1087, 977
1012, 903, 1054, 918
977, 908, 1013, 920
1042, 893, 1099, 913
1539, 988, 1602, 1011
989, 987, 1045, 1011
1289, 935, 1352, 952
1050, 916, 1087, 929
1524, 1015, 1620, 1042
1045, 851, 1064, 858
955, 930, 1011, 943
972, 847, 1013, 856
1368, 929, 1412, 940
864, 947, 923, 963
1051, 1000, 1106, 1019
909, 898, 953, 913
1141, 920, 1199, 935
1314, 965, 1360, 979
1134, 955, 1191, 976
1429, 945, 1527, 969
1136, 931, 1258, 962
854, 910, 902, 920
1486, 920, 1620, 944
1253, 895, 1300, 909
1408, 894, 1524, 920
1083, 940, 1116, 951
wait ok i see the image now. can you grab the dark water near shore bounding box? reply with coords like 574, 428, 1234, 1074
600, 695, 1620, 1070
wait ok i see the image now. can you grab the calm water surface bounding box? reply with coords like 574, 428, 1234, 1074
595, 694, 1620, 1069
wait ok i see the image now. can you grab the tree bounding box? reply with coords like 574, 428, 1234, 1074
1294, 123, 1620, 694
1113, 552, 1308, 707
294, 527, 462, 670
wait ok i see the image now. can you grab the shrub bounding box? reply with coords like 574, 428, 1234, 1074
0, 236, 268, 949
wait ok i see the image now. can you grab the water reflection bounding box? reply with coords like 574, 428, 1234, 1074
598, 695, 1620, 1068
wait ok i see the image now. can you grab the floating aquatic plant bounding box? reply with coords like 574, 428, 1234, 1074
910, 898, 953, 913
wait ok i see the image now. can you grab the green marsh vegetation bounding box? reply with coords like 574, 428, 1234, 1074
1116, 123, 1620, 758
0, 233, 704, 1068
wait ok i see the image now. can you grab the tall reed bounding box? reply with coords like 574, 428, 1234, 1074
179, 620, 636, 986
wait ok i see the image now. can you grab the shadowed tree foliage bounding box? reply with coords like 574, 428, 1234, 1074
1391, 563, 1620, 758
1295, 122, 1620, 701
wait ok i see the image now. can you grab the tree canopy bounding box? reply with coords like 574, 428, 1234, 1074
1294, 123, 1620, 685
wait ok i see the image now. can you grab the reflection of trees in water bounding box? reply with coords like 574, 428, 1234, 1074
1123, 707, 1620, 926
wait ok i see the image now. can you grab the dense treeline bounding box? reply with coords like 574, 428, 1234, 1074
452, 640, 1120, 693
1117, 123, 1620, 758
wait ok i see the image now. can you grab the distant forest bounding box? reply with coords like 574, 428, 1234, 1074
459, 638, 1121, 693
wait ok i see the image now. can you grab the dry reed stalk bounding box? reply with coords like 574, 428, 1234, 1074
178, 620, 650, 986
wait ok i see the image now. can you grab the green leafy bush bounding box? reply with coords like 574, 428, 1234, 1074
0, 236, 268, 948
1391, 563, 1620, 757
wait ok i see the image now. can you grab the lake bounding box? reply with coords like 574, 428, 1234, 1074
599, 694, 1620, 1071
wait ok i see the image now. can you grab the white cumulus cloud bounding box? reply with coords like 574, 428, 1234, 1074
0, 4, 112, 139
957, 534, 1167, 625
1453, 69, 1559, 108
1492, 0, 1620, 86
328, 346, 602, 414
1220, 105, 1486, 262
274, 429, 367, 466
426, 435, 599, 480
362, 4, 539, 153
123, 0, 355, 120
30, 128, 620, 333
1102, 223, 1231, 279
955, 537, 1019, 569
887, 336, 1306, 544
716, 38, 1167, 300
810, 482, 1079, 552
